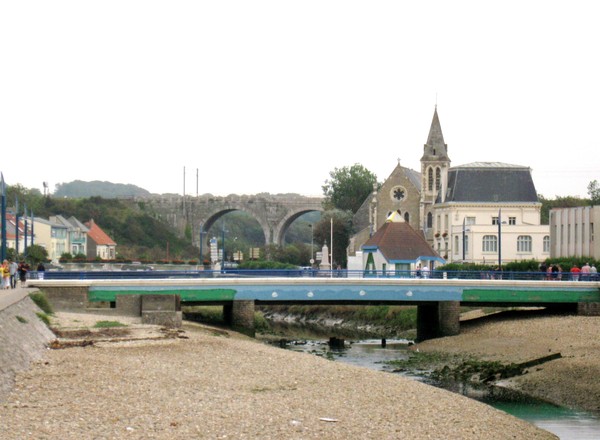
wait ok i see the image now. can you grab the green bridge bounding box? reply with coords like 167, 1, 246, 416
29, 278, 600, 340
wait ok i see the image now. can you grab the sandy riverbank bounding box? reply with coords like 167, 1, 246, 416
0, 311, 556, 439
416, 309, 600, 414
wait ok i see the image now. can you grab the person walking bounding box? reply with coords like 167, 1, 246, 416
9, 259, 18, 288
591, 264, 598, 281
570, 265, 581, 281
1, 260, 11, 289
17, 261, 29, 287
581, 262, 591, 281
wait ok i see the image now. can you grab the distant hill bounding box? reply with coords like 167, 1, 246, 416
54, 180, 152, 198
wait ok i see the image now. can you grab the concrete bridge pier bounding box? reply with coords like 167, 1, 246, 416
223, 300, 255, 337
416, 301, 460, 341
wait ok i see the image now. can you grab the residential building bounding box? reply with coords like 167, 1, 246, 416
85, 219, 116, 260
32, 217, 69, 263
550, 206, 600, 259
50, 215, 89, 256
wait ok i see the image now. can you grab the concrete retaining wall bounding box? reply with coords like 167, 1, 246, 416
0, 294, 55, 402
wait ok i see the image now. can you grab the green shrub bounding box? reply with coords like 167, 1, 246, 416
36, 312, 50, 326
29, 292, 54, 315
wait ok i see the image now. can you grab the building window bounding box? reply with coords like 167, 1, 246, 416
427, 212, 433, 228
509, 217, 516, 225
435, 167, 441, 191
543, 235, 550, 253
517, 235, 532, 253
404, 212, 410, 223
464, 235, 469, 254
492, 217, 499, 225
591, 223, 594, 242
454, 235, 459, 252
482, 235, 497, 253
428, 168, 434, 191
465, 216, 475, 225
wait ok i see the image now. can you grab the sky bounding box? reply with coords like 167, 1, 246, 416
1, 1, 599, 199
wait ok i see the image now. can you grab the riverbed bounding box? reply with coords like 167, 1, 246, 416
266, 336, 600, 440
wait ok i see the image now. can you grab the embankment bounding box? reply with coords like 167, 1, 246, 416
0, 289, 55, 402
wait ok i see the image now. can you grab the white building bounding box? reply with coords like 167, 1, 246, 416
550, 206, 600, 259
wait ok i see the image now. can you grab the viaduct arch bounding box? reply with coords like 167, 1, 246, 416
141, 194, 325, 247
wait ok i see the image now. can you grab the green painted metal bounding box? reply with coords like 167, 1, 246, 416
88, 289, 237, 303
462, 288, 600, 303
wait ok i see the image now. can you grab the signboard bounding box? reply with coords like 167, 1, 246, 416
316, 251, 323, 261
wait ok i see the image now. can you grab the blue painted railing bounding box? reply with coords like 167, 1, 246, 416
33, 269, 600, 282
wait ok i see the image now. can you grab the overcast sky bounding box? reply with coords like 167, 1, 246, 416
1, 1, 598, 199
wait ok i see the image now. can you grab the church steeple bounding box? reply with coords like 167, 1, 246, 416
421, 106, 449, 161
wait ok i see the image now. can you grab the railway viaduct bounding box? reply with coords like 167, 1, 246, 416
139, 193, 324, 247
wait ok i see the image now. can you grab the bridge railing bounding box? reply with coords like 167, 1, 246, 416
31, 269, 600, 281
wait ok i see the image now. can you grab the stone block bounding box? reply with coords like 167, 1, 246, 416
116, 294, 142, 316
141, 310, 182, 328
577, 302, 600, 316
141, 294, 180, 312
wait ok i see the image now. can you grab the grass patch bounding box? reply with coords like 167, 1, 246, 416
29, 292, 54, 315
16, 315, 28, 324
94, 320, 127, 328
36, 312, 51, 326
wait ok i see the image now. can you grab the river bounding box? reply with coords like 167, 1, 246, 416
265, 337, 600, 440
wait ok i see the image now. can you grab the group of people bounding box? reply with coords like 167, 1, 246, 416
1, 259, 30, 289
567, 262, 597, 281
539, 262, 598, 281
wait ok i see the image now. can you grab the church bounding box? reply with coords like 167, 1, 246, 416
348, 108, 550, 270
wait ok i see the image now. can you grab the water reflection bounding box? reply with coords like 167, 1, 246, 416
270, 337, 600, 440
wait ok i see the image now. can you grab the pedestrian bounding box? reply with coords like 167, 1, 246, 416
1, 260, 10, 289
546, 264, 553, 280
37, 262, 46, 279
591, 264, 598, 281
570, 265, 581, 281
581, 262, 591, 281
551, 264, 559, 280
17, 261, 29, 286
9, 259, 18, 288
415, 264, 422, 278
421, 265, 430, 279
539, 262, 547, 280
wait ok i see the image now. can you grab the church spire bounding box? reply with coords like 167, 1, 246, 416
421, 106, 449, 161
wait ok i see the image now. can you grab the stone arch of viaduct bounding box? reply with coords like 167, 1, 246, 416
142, 194, 325, 247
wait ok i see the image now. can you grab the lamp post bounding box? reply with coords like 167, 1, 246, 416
497, 209, 507, 270
462, 218, 467, 262
309, 224, 314, 267
199, 223, 207, 266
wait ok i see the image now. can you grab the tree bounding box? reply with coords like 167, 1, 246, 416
25, 245, 48, 265
588, 180, 600, 205
322, 164, 378, 213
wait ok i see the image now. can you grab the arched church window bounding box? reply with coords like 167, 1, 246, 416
435, 167, 441, 191
404, 212, 410, 223
428, 168, 433, 191
427, 212, 433, 228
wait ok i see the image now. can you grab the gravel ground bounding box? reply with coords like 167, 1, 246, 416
417, 310, 600, 414
0, 311, 556, 440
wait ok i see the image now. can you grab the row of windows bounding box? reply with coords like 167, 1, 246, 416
426, 167, 441, 192
434, 215, 518, 231
451, 235, 551, 254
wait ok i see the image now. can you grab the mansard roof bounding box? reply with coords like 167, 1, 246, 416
440, 162, 539, 203
420, 107, 450, 162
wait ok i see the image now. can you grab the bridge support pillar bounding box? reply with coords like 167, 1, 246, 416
416, 301, 460, 341
577, 302, 600, 316
224, 300, 255, 337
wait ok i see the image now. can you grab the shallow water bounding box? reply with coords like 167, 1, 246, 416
275, 338, 600, 440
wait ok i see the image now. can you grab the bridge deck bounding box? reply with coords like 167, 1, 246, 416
28, 278, 600, 307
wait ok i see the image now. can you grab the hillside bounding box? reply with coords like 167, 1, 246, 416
53, 180, 152, 198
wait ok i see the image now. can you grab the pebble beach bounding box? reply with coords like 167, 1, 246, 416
0, 311, 558, 440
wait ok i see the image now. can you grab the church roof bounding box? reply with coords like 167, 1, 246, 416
420, 107, 450, 162
362, 218, 442, 263
441, 162, 539, 203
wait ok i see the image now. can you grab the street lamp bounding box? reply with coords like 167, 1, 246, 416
497, 209, 507, 270
199, 223, 207, 265
462, 218, 471, 262
309, 224, 314, 267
